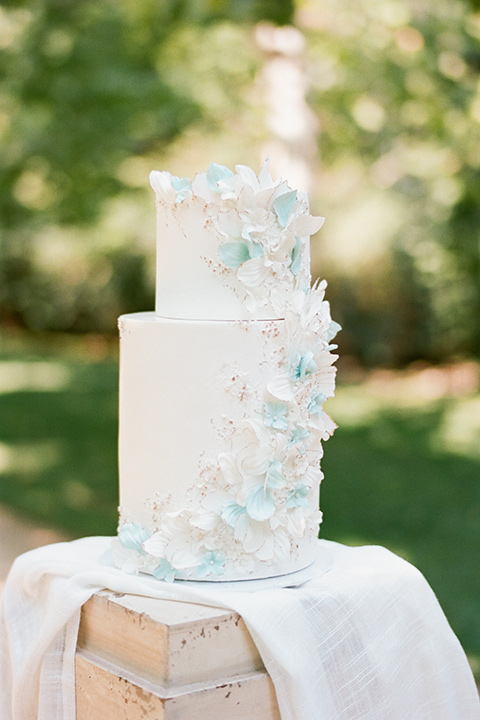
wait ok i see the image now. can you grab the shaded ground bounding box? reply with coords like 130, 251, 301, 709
0, 505, 66, 590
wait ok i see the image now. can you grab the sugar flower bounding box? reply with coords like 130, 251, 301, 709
264, 401, 289, 431
153, 558, 176, 583
290, 350, 318, 382
265, 459, 286, 489
149, 170, 176, 203
219, 239, 263, 270
111, 539, 146, 574
206, 163, 234, 192
308, 393, 327, 417
221, 500, 247, 528
197, 550, 226, 577
273, 190, 298, 227
286, 483, 310, 509
246, 484, 275, 521
170, 176, 191, 203
118, 522, 150, 553
234, 514, 275, 559
290, 426, 310, 444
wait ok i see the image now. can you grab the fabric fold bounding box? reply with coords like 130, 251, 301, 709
1, 537, 478, 720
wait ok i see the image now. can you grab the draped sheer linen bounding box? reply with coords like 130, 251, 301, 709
1, 538, 478, 720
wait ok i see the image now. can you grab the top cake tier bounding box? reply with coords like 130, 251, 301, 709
150, 160, 325, 321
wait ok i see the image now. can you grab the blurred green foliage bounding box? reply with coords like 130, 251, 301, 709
1, 0, 480, 365
0, 1, 199, 226
304, 0, 480, 364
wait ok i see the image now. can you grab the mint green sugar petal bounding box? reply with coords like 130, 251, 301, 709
266, 460, 286, 489
328, 320, 342, 341
207, 162, 233, 191
291, 426, 310, 443
118, 522, 150, 551
170, 176, 192, 203
248, 240, 264, 259
219, 241, 250, 269
170, 176, 191, 192
246, 485, 275, 521
273, 190, 297, 227
153, 558, 176, 582
286, 483, 310, 509
221, 501, 247, 528
290, 235, 302, 275
199, 551, 226, 576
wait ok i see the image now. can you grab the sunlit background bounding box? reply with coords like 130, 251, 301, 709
1, 0, 479, 681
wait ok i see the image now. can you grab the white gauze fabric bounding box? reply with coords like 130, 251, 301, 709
0, 537, 478, 720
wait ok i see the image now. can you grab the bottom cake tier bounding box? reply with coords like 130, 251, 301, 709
113, 311, 333, 581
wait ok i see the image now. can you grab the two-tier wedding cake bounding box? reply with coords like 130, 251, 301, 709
112, 160, 340, 581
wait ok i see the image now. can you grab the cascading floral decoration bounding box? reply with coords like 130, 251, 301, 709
113, 161, 340, 580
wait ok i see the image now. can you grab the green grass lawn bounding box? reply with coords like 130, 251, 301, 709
0, 333, 119, 537
1, 332, 479, 676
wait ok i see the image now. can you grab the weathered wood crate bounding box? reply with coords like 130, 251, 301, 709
75, 590, 281, 719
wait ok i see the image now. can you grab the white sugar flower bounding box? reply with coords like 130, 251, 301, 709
238, 158, 276, 194
144, 511, 204, 571
111, 538, 145, 574
307, 409, 337, 439
285, 506, 307, 538
149, 171, 192, 204
149, 170, 176, 203
268, 345, 337, 403
234, 514, 275, 559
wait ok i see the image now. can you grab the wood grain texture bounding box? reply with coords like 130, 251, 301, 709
77, 591, 264, 687
75, 648, 281, 720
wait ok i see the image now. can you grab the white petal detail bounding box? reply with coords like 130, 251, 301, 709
237, 257, 269, 287
235, 515, 271, 553
143, 531, 168, 558
267, 373, 295, 401
189, 512, 219, 532
149, 171, 175, 202
273, 531, 291, 562
218, 452, 243, 485
217, 208, 243, 238
308, 411, 338, 438
254, 534, 275, 561
191, 171, 216, 202
111, 539, 145, 574
235, 164, 260, 192
165, 538, 201, 569
239, 443, 270, 476
294, 214, 325, 237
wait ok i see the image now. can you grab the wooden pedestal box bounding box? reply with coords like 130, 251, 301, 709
76, 591, 281, 720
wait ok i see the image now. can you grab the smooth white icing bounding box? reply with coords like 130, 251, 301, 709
154, 196, 256, 320
118, 313, 279, 526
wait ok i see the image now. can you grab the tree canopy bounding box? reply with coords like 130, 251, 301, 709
1, 0, 480, 364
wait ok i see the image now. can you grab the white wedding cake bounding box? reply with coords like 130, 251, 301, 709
112, 160, 340, 581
